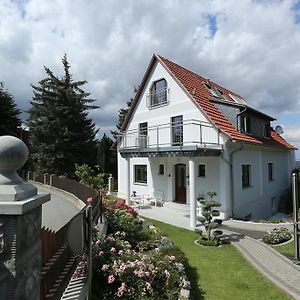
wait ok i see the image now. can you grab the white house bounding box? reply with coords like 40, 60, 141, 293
116, 53, 296, 228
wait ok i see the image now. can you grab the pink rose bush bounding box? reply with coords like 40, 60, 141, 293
90, 199, 190, 299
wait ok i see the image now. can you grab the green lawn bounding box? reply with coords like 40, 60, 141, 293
144, 218, 291, 300
273, 241, 294, 260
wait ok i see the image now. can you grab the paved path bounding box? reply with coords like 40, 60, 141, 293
35, 183, 85, 232
138, 203, 300, 299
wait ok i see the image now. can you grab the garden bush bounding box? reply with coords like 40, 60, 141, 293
262, 227, 292, 245
91, 198, 190, 299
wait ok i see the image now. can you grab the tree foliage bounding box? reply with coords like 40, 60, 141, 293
75, 164, 106, 189
196, 191, 223, 242
0, 82, 21, 137
27, 55, 98, 177
97, 133, 117, 177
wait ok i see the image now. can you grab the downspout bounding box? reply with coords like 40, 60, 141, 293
229, 143, 243, 218
221, 141, 244, 218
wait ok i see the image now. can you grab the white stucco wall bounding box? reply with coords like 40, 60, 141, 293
119, 60, 226, 149
231, 145, 293, 219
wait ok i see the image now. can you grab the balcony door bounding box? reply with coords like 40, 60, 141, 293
138, 122, 148, 148
171, 115, 183, 146
175, 164, 186, 203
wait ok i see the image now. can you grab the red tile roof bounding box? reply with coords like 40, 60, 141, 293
119, 54, 294, 150
157, 54, 294, 150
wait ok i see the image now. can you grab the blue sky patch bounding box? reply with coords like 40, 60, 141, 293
292, 0, 300, 23
207, 14, 217, 39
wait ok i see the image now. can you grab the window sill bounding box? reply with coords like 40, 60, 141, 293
133, 182, 147, 186
242, 185, 252, 189
148, 101, 169, 110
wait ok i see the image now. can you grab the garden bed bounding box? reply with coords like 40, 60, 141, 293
90, 198, 191, 299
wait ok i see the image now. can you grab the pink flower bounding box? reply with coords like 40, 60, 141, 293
118, 250, 124, 255
169, 255, 176, 261
117, 282, 126, 297
95, 240, 100, 246
101, 264, 109, 272
146, 282, 152, 291
110, 247, 116, 253
99, 251, 104, 256
108, 275, 115, 284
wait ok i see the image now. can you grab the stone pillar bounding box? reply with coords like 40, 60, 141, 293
108, 174, 113, 195
189, 158, 196, 228
49, 174, 55, 186
43, 173, 49, 185
0, 136, 50, 300
125, 158, 130, 205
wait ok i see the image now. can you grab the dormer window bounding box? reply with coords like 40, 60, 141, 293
148, 78, 169, 108
241, 116, 251, 134
264, 123, 271, 138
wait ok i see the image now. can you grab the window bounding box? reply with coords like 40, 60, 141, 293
242, 164, 251, 188
171, 115, 183, 145
268, 163, 274, 181
229, 93, 245, 104
241, 116, 251, 134
204, 83, 219, 97
139, 122, 148, 148
134, 165, 147, 184
264, 123, 271, 138
198, 164, 206, 177
159, 164, 165, 175
149, 79, 168, 107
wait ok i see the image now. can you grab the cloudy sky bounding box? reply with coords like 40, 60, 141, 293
1, 0, 300, 158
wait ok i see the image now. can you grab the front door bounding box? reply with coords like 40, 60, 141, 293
175, 164, 186, 203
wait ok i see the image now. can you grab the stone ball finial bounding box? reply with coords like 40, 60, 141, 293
0, 136, 29, 172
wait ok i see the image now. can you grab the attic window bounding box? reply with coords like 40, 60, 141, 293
229, 93, 245, 104
264, 123, 271, 138
204, 83, 219, 97
148, 79, 169, 108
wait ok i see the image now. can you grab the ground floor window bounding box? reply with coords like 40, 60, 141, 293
134, 165, 147, 184
198, 164, 206, 177
268, 162, 274, 181
242, 164, 251, 188
159, 164, 165, 175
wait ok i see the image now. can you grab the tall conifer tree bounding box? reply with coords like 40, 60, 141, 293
0, 82, 21, 137
27, 55, 98, 177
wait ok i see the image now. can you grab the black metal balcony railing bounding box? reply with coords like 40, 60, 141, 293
118, 119, 221, 151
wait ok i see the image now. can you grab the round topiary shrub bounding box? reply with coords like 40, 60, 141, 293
262, 227, 292, 245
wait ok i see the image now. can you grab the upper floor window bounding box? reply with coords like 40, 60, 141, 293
241, 116, 251, 134
159, 164, 165, 175
171, 115, 183, 146
138, 122, 148, 148
149, 79, 168, 108
264, 123, 271, 138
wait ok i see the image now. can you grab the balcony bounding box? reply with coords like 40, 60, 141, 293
118, 119, 223, 157
147, 87, 169, 108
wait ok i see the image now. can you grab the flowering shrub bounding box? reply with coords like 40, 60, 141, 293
91, 198, 191, 299
94, 251, 183, 299
262, 227, 292, 245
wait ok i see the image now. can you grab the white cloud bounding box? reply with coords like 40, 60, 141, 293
0, 0, 299, 152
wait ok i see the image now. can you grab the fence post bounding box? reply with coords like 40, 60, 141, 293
292, 171, 300, 263
108, 174, 113, 195
86, 197, 93, 300
0, 136, 50, 300
44, 173, 49, 185
33, 171, 37, 181
27, 170, 31, 181
50, 174, 55, 186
